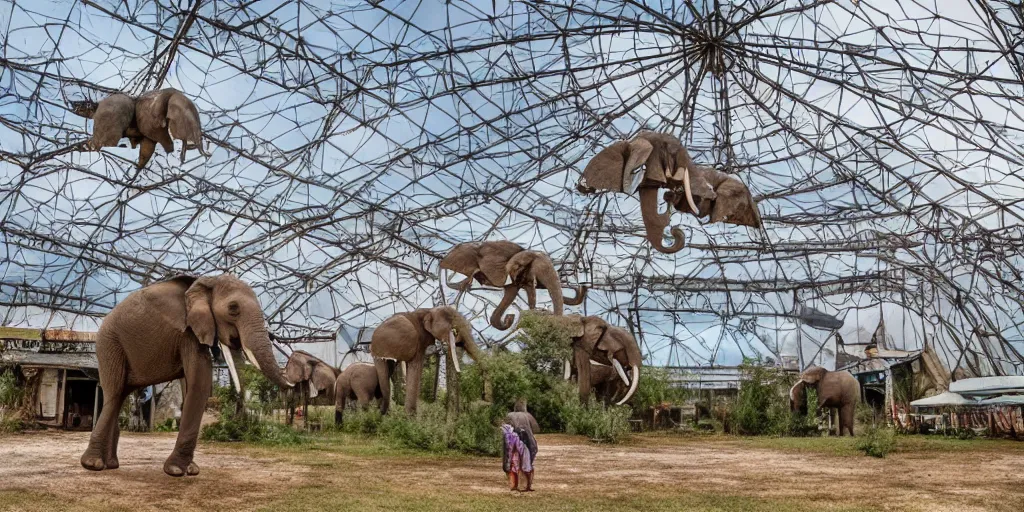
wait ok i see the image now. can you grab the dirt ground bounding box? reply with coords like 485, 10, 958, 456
1, 431, 1022, 511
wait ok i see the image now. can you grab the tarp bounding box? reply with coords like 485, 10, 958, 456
950, 376, 1024, 396
910, 391, 975, 407
977, 395, 1024, 406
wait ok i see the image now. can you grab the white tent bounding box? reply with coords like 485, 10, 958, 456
949, 376, 1024, 396
910, 391, 975, 408
977, 395, 1024, 406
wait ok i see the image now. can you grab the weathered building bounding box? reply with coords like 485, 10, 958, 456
0, 327, 101, 430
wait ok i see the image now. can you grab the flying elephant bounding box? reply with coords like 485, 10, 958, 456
71, 88, 205, 169
370, 306, 485, 415
550, 314, 642, 406
439, 240, 587, 330
80, 274, 294, 477
577, 131, 761, 253
333, 362, 382, 425
790, 365, 862, 436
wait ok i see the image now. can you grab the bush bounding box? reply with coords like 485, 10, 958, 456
200, 412, 307, 445
730, 362, 794, 436
856, 424, 897, 458
155, 418, 178, 432
563, 398, 632, 443
0, 369, 26, 433
516, 311, 574, 375
941, 427, 977, 440
631, 366, 689, 412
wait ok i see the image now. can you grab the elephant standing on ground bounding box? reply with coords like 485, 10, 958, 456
80, 274, 294, 477
578, 131, 761, 253
439, 241, 587, 330
334, 363, 382, 425
370, 306, 485, 415
551, 314, 642, 406
790, 366, 861, 436
588, 363, 630, 406
283, 350, 341, 425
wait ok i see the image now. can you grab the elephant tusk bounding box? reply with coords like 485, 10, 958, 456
563, 360, 572, 380
309, 384, 319, 399
504, 274, 513, 286
401, 361, 408, 378
611, 359, 630, 386
448, 331, 461, 373
789, 381, 804, 402
681, 166, 701, 216
220, 343, 242, 394
616, 365, 640, 406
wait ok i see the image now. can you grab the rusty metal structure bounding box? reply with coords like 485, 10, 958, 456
1, 1, 1023, 374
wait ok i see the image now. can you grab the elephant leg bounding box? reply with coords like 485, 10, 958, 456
164, 347, 212, 477
840, 403, 856, 436
335, 392, 346, 426
524, 282, 537, 310
404, 356, 425, 417
103, 388, 133, 470
81, 342, 126, 472
354, 386, 372, 409
375, 359, 392, 415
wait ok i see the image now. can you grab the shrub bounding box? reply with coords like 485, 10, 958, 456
200, 412, 307, 445
942, 427, 977, 440
155, 418, 178, 432
0, 369, 26, 433
562, 397, 632, 443
516, 311, 574, 375
730, 362, 793, 436
337, 407, 384, 435
631, 366, 690, 412
856, 424, 897, 458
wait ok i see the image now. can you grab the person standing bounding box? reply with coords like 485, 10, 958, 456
501, 399, 538, 491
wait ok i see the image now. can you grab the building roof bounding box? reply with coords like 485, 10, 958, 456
910, 391, 975, 407
0, 350, 99, 369
0, 326, 96, 343
837, 349, 923, 375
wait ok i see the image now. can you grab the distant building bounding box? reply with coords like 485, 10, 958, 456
0, 326, 101, 430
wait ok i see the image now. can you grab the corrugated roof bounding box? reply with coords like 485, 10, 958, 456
0, 350, 99, 369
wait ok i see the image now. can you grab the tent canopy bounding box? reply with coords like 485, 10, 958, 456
910, 391, 975, 408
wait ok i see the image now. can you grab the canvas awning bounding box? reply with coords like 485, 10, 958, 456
977, 395, 1024, 406
949, 376, 1024, 397
910, 391, 975, 407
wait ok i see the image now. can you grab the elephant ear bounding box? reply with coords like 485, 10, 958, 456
184, 276, 219, 346
505, 251, 536, 284
579, 316, 607, 353
709, 176, 762, 228
478, 241, 524, 287
89, 93, 135, 150
800, 366, 828, 385
423, 307, 454, 341
311, 362, 337, 394
439, 242, 481, 276
580, 138, 653, 194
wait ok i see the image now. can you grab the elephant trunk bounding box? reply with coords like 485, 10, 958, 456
489, 286, 519, 330
563, 286, 587, 306
239, 315, 294, 389
790, 381, 808, 415
534, 263, 565, 315
638, 186, 685, 254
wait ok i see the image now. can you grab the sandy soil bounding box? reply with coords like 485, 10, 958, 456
1, 431, 1022, 511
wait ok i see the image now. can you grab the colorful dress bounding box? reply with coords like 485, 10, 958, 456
501, 424, 533, 473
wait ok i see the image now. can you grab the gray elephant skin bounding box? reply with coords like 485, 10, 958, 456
80, 274, 293, 477
790, 365, 862, 436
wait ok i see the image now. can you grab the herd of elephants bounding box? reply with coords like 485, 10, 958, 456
73, 89, 858, 478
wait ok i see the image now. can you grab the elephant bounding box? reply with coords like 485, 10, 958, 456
577, 131, 761, 253
333, 362, 382, 425
282, 350, 340, 425
588, 362, 630, 406
439, 240, 587, 330
72, 89, 205, 168
134, 88, 205, 167
551, 314, 642, 406
370, 306, 485, 415
80, 274, 294, 477
790, 365, 862, 436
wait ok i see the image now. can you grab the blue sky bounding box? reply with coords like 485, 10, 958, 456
1, 0, 1023, 374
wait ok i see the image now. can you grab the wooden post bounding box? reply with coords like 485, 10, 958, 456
301, 383, 309, 431
431, 354, 441, 402
149, 385, 156, 431
445, 348, 460, 422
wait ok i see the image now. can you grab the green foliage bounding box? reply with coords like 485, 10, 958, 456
240, 364, 281, 413
155, 418, 178, 432
200, 412, 307, 445
941, 427, 978, 440
337, 408, 384, 435
515, 311, 574, 375
0, 369, 23, 408
201, 382, 306, 445
631, 366, 690, 412
730, 362, 794, 436
450, 405, 502, 455
855, 424, 897, 458
335, 402, 500, 455
562, 397, 633, 443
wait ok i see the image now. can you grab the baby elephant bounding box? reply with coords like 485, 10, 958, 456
334, 363, 383, 426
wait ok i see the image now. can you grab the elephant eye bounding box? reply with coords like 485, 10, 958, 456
227, 302, 240, 316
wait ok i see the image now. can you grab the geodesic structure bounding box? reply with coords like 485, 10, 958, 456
2, 0, 1023, 375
